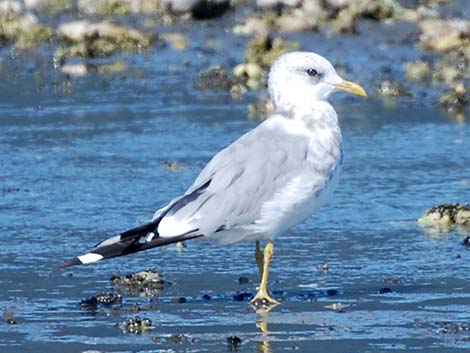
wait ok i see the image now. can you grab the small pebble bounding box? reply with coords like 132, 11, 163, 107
238, 276, 249, 285
123, 315, 152, 334
201, 294, 211, 301
326, 289, 339, 296
226, 335, 242, 350
3, 308, 17, 325
328, 302, 345, 312
378, 287, 393, 294
171, 297, 187, 304
96, 292, 122, 305
162, 161, 181, 171
232, 292, 253, 301
80, 296, 98, 309
462, 236, 470, 246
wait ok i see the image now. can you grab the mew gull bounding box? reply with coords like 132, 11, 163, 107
60, 51, 366, 307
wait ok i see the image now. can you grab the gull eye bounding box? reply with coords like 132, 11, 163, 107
306, 68, 318, 77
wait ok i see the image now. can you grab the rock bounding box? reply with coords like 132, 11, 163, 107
14, 23, 54, 49
405, 61, 432, 82
419, 19, 470, 52
161, 0, 194, 13
3, 308, 17, 325
418, 204, 470, 227
233, 62, 264, 81
275, 0, 303, 7
175, 241, 185, 251
332, 7, 358, 33
162, 161, 181, 171
96, 292, 122, 305
77, 0, 163, 15
434, 45, 469, 83
56, 20, 153, 58
276, 10, 318, 32
302, 0, 328, 21
168, 333, 195, 344
171, 296, 187, 303
226, 335, 242, 350
238, 276, 249, 285
161, 32, 188, 50
24, 0, 71, 12
325, 0, 350, 10
162, 0, 230, 19
378, 287, 393, 294
0, 5, 53, 48
232, 292, 253, 301
440, 82, 468, 118
327, 302, 345, 312
0, 0, 23, 17
234, 6, 319, 35
153, 333, 197, 344
245, 34, 299, 69
195, 65, 236, 91
438, 322, 470, 334
233, 16, 270, 36
256, 0, 301, 9
110, 268, 170, 297
96, 61, 128, 74
332, 0, 405, 26
80, 296, 98, 309
462, 236, 470, 247
79, 292, 122, 308
123, 316, 153, 334
376, 80, 412, 97
357, 0, 405, 21
326, 289, 339, 296
247, 96, 275, 119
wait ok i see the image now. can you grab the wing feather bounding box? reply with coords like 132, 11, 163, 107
156, 116, 313, 240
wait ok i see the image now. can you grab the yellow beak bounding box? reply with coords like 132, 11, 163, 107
334, 80, 367, 97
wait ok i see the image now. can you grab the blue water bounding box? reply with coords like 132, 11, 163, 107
1, 28, 470, 353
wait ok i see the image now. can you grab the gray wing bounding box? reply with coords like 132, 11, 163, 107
155, 118, 312, 239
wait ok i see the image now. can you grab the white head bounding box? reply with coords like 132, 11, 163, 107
268, 51, 366, 116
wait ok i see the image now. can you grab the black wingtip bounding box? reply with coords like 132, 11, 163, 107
57, 257, 82, 269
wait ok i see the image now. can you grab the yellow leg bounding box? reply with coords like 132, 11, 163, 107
255, 241, 264, 279
251, 241, 279, 307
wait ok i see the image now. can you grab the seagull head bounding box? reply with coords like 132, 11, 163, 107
268, 51, 366, 115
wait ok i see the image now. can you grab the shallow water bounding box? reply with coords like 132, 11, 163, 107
1, 21, 470, 353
